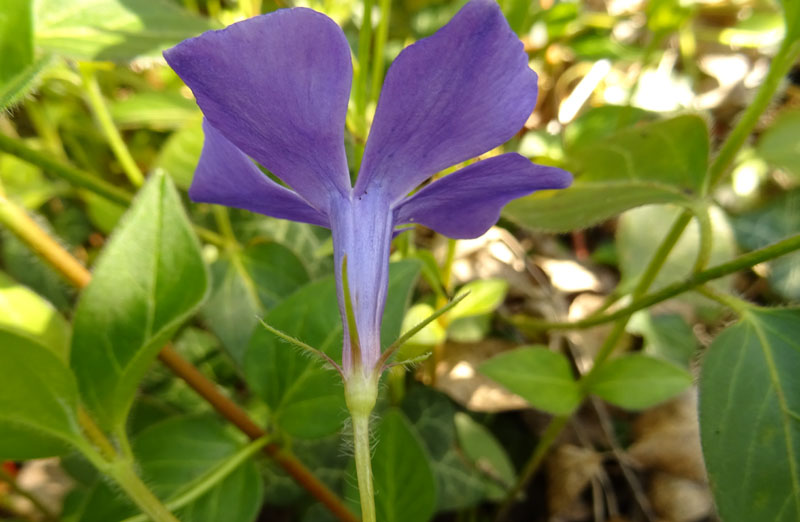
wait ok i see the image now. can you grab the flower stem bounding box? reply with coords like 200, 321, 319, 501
79, 64, 145, 187
352, 413, 377, 522
105, 461, 180, 522
0, 131, 133, 206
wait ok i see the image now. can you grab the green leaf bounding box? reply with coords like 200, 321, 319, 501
203, 242, 309, 365
450, 278, 508, 320
156, 118, 203, 190
734, 190, 800, 300
628, 311, 698, 367
34, 0, 217, 62
0, 0, 33, 83
244, 261, 420, 438
345, 409, 437, 522
70, 415, 263, 522
110, 91, 199, 130
700, 308, 800, 522
587, 353, 692, 410
757, 110, 800, 180
479, 346, 581, 415
617, 204, 736, 292
780, 0, 800, 41
504, 116, 709, 232
563, 106, 655, 152
0, 54, 53, 113
454, 412, 516, 501
0, 270, 70, 358
243, 277, 344, 439
70, 173, 208, 430
380, 259, 422, 348
402, 385, 484, 510
0, 331, 84, 449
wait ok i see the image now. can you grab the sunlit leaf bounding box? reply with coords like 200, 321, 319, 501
34, 0, 216, 62
70, 173, 208, 430
505, 116, 709, 232
479, 346, 581, 415
587, 353, 692, 410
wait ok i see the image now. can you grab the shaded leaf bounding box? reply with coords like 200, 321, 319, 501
757, 109, 800, 179
454, 412, 516, 501
699, 307, 800, 522
0, 331, 84, 451
203, 242, 309, 365
450, 278, 508, 320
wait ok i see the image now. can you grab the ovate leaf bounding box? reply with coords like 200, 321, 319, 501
70, 173, 208, 430
0, 331, 84, 451
34, 0, 216, 62
700, 308, 800, 522
587, 353, 692, 410
345, 409, 437, 522
504, 115, 709, 232
479, 346, 581, 415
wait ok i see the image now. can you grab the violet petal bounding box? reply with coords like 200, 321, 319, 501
355, 0, 538, 202
394, 153, 572, 239
164, 8, 352, 212
190, 120, 329, 228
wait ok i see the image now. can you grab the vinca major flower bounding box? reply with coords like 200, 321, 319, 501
164, 0, 571, 384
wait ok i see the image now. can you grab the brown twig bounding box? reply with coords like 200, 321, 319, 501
0, 196, 358, 522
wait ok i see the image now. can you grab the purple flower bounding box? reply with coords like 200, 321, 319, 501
164, 0, 572, 380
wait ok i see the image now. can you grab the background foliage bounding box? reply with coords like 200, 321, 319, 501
1, 0, 799, 521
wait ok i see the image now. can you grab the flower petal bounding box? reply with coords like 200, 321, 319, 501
164, 8, 352, 212
355, 0, 537, 201
394, 153, 571, 239
190, 120, 329, 228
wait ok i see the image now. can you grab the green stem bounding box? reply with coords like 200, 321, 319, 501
695, 285, 750, 314
120, 437, 271, 522
692, 203, 713, 273
0, 132, 133, 206
632, 210, 692, 297
105, 461, 180, 522
495, 415, 569, 522
354, 0, 375, 121
704, 39, 800, 193
76, 408, 178, 522
351, 413, 376, 522
79, 65, 145, 187
369, 0, 391, 104
513, 232, 800, 332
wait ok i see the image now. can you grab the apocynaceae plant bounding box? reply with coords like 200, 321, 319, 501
163, 1, 571, 518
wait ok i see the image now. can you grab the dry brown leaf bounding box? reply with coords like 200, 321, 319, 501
547, 444, 605, 518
